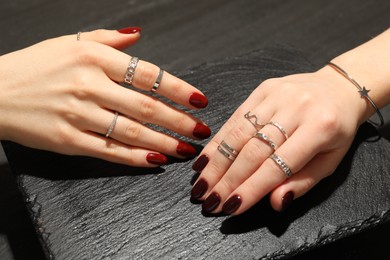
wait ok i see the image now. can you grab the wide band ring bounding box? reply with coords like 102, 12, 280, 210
217, 140, 238, 161
253, 132, 277, 150
266, 121, 288, 140
269, 154, 292, 178
151, 68, 164, 92
124, 56, 139, 85
105, 112, 119, 138
244, 111, 266, 131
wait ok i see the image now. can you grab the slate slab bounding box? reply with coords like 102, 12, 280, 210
2, 47, 390, 260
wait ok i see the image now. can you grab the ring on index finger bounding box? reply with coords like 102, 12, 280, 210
124, 56, 139, 85
244, 111, 266, 131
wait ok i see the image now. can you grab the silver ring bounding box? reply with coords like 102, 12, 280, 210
217, 140, 237, 161
124, 56, 139, 85
269, 154, 292, 178
253, 132, 277, 150
77, 32, 81, 41
151, 68, 164, 92
244, 111, 266, 131
221, 140, 238, 156
266, 121, 288, 140
105, 112, 119, 138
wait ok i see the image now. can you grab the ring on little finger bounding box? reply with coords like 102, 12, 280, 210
124, 56, 139, 85
217, 140, 238, 161
105, 112, 119, 138
269, 154, 292, 178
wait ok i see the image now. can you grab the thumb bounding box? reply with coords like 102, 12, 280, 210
73, 27, 142, 50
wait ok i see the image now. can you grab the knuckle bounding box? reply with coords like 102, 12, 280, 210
229, 125, 249, 143
136, 65, 157, 88
241, 141, 267, 165
74, 44, 99, 66
139, 97, 157, 119
124, 122, 142, 140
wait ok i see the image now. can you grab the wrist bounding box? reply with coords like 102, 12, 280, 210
329, 29, 390, 124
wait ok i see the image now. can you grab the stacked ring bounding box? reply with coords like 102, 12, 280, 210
269, 154, 292, 178
253, 132, 277, 150
151, 68, 164, 92
217, 140, 238, 161
105, 112, 119, 138
124, 56, 139, 85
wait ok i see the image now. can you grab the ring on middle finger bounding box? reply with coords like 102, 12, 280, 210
253, 132, 277, 150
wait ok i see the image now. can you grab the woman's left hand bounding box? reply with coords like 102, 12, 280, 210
190, 66, 369, 215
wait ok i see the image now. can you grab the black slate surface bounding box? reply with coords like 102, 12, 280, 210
1, 0, 390, 259
3, 47, 390, 259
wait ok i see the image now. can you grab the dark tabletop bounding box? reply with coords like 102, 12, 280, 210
1, 0, 390, 259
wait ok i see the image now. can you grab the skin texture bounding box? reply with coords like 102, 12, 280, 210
0, 29, 210, 167
193, 29, 390, 215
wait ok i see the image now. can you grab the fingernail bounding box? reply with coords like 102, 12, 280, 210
280, 191, 294, 212
222, 195, 242, 215
192, 154, 209, 172
146, 153, 168, 165
176, 141, 197, 158
193, 123, 211, 139
189, 93, 208, 108
202, 192, 221, 213
191, 178, 208, 199
117, 26, 142, 34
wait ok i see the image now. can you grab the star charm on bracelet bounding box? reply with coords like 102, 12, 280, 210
358, 86, 370, 97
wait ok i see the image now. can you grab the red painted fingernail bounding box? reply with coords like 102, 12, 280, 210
176, 141, 197, 158
146, 153, 168, 165
222, 195, 242, 215
117, 26, 142, 34
193, 123, 211, 139
191, 178, 208, 199
192, 154, 209, 172
189, 93, 208, 108
280, 191, 294, 212
202, 192, 221, 213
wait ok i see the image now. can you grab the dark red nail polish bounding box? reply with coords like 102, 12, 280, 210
191, 178, 208, 199
193, 123, 211, 139
202, 192, 221, 213
280, 191, 294, 212
192, 154, 209, 172
176, 141, 197, 158
189, 93, 208, 108
146, 153, 168, 165
222, 195, 242, 215
117, 26, 142, 34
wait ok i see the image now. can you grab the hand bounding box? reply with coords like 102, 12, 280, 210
0, 28, 210, 167
191, 66, 367, 214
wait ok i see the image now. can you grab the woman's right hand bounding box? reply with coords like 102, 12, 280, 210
0, 28, 210, 167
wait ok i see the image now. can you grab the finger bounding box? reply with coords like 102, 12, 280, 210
80, 108, 198, 159
192, 88, 265, 171
131, 60, 209, 109
269, 149, 347, 212
77, 42, 208, 110
70, 28, 141, 50
200, 116, 295, 213
93, 79, 211, 140
220, 125, 327, 215
66, 130, 168, 167
191, 105, 274, 201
